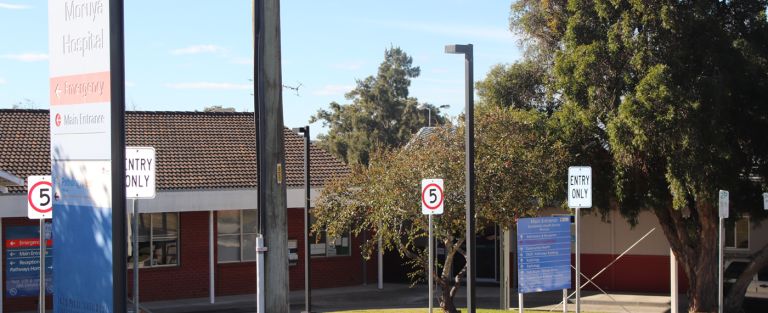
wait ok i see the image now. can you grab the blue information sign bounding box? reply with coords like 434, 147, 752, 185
5, 224, 53, 297
517, 216, 571, 293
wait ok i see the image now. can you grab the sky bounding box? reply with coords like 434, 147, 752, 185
0, 1, 524, 138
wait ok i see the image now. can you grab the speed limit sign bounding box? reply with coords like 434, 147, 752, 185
27, 175, 53, 219
421, 179, 444, 215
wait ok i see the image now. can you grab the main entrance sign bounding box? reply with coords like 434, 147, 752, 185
49, 0, 118, 312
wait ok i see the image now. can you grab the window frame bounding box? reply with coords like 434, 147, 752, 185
217, 210, 258, 263
309, 216, 351, 258
128, 212, 180, 269
725, 216, 750, 251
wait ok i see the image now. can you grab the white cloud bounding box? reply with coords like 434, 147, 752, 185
0, 77, 6, 85
331, 61, 364, 71
0, 53, 48, 62
125, 81, 136, 88
0, 2, 31, 10
170, 45, 225, 56
312, 84, 354, 96
166, 82, 251, 90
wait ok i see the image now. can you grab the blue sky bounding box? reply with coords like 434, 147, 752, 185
0, 1, 523, 138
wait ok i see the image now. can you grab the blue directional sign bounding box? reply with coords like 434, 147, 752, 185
5, 225, 53, 297
517, 216, 571, 293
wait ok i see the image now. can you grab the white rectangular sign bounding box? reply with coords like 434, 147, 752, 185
763, 193, 768, 211
568, 166, 592, 209
421, 179, 444, 215
126, 147, 156, 199
27, 176, 53, 219
719, 190, 729, 219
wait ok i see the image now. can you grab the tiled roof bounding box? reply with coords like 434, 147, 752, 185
0, 109, 349, 194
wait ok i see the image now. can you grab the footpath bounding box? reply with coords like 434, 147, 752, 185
135, 284, 683, 313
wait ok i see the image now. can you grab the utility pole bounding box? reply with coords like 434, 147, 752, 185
254, 0, 290, 311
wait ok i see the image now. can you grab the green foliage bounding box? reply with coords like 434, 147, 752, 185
313, 106, 567, 312
311, 47, 447, 165
510, 1, 768, 311
476, 60, 557, 112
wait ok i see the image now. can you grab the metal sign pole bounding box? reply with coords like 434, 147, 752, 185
518, 292, 524, 313
39, 218, 45, 313
133, 200, 139, 313
428, 214, 433, 313
563, 289, 568, 313
718, 216, 724, 313
575, 207, 581, 313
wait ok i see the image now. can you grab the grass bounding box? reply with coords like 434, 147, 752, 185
332, 308, 564, 313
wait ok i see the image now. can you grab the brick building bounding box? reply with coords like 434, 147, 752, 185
0, 109, 376, 312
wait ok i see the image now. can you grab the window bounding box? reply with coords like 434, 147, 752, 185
309, 216, 350, 257
726, 217, 750, 250
217, 210, 258, 263
127, 212, 179, 268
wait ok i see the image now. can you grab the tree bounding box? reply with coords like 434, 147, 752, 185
507, 1, 768, 312
311, 47, 447, 165
476, 60, 557, 113
203, 105, 236, 113
312, 105, 567, 313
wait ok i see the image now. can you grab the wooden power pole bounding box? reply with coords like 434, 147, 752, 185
254, 0, 290, 311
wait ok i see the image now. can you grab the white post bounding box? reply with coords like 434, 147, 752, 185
563, 289, 568, 313
575, 207, 581, 313
378, 234, 383, 290
428, 214, 433, 313
256, 234, 266, 313
209, 210, 215, 304
132, 200, 139, 313
718, 217, 724, 313
670, 248, 678, 313
39, 218, 45, 313
518, 293, 524, 313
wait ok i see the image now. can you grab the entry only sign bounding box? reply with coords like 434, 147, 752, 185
568, 166, 592, 208
27, 176, 53, 219
421, 179, 444, 215
126, 147, 156, 199
517, 216, 572, 293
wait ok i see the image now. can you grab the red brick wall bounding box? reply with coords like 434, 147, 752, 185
2, 208, 379, 311
128, 211, 211, 301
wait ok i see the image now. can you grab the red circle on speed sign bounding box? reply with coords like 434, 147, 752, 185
421, 183, 444, 210
28, 180, 53, 213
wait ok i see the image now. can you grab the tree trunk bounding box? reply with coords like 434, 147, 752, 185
724, 242, 768, 313
653, 203, 719, 313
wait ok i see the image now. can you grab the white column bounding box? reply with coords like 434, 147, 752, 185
518, 293, 524, 313
670, 248, 678, 313
210, 211, 215, 304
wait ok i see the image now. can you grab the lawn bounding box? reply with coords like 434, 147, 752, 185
332, 308, 564, 313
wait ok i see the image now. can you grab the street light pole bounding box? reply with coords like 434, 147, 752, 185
296, 126, 313, 313
445, 43, 475, 313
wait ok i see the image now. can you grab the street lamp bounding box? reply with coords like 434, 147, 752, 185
417, 103, 432, 127
293, 126, 312, 313
445, 43, 475, 313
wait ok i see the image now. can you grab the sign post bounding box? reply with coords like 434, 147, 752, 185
568, 166, 592, 313
27, 175, 52, 313
125, 147, 156, 313
421, 179, 444, 313
718, 190, 728, 313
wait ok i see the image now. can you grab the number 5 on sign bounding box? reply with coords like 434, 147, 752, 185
27, 175, 53, 219
421, 179, 444, 215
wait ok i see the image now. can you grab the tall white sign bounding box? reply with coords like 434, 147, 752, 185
568, 166, 592, 209
762, 193, 767, 211
421, 179, 444, 215
126, 147, 156, 199
49, 1, 116, 313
